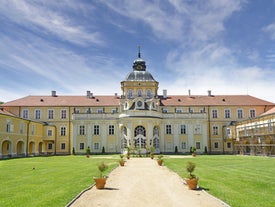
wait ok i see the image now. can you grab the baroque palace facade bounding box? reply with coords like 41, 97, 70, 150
1, 51, 275, 158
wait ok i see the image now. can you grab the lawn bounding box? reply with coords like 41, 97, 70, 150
165, 155, 275, 207
0, 155, 118, 207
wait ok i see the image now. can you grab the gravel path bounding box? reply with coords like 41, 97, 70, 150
69, 158, 229, 207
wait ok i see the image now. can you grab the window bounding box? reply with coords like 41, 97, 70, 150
225, 109, 230, 118
61, 143, 66, 150
94, 125, 100, 135
180, 124, 186, 134
48, 110, 54, 119
94, 143, 99, 150
227, 142, 231, 148
138, 89, 142, 97
212, 109, 218, 118
166, 125, 172, 134
80, 143, 84, 150
237, 109, 243, 119
109, 125, 114, 135
176, 108, 183, 113
250, 109, 256, 118
135, 126, 146, 136
97, 109, 103, 114
268, 120, 273, 132
60, 127, 66, 136
61, 110, 67, 119
23, 109, 29, 119
79, 125, 85, 135
48, 143, 53, 150
31, 124, 35, 135
189, 108, 194, 113
181, 142, 186, 149
153, 138, 160, 149
147, 90, 151, 98
194, 124, 201, 134
6, 121, 11, 133
20, 123, 24, 134
35, 110, 41, 119
226, 128, 231, 136
48, 129, 53, 136
111, 109, 117, 114
162, 108, 168, 113
195, 142, 201, 149
128, 90, 132, 98
212, 126, 219, 135
214, 142, 219, 149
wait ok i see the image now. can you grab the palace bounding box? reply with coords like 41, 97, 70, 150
1, 50, 275, 158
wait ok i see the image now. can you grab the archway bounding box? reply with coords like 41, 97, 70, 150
17, 141, 25, 157
29, 142, 35, 156
2, 140, 12, 157
39, 142, 43, 155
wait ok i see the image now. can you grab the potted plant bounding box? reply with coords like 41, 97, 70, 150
86, 147, 91, 158
126, 147, 130, 159
185, 161, 199, 190
119, 154, 126, 166
94, 161, 108, 189
157, 154, 164, 166
150, 146, 155, 159
190, 147, 196, 157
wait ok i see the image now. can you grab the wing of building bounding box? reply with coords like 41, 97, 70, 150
1, 50, 275, 158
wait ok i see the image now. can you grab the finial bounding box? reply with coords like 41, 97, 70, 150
138, 45, 141, 58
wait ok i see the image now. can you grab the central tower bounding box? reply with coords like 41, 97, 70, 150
120, 47, 159, 111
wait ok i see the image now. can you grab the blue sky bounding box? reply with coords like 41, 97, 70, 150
1, 0, 275, 103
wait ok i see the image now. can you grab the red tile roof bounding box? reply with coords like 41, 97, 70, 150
2, 94, 274, 107
260, 106, 275, 116
2, 95, 121, 107
159, 95, 274, 106
0, 107, 16, 116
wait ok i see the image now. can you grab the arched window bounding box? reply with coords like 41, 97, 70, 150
128, 90, 132, 98
134, 126, 146, 137
138, 89, 142, 97
153, 126, 159, 136
147, 90, 151, 98
153, 137, 160, 149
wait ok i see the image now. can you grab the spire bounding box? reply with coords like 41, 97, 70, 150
138, 45, 141, 58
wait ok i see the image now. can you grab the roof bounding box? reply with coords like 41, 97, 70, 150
0, 108, 16, 116
124, 71, 156, 82
260, 106, 275, 116
159, 95, 274, 106
2, 95, 121, 107
2, 94, 274, 108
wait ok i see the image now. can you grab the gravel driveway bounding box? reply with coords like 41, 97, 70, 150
69, 158, 229, 207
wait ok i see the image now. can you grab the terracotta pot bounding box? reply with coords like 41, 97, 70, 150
94, 177, 107, 189
185, 178, 198, 190
157, 160, 163, 166
119, 161, 125, 166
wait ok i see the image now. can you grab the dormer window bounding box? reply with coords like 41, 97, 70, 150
138, 90, 142, 97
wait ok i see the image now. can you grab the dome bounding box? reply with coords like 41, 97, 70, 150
125, 70, 156, 81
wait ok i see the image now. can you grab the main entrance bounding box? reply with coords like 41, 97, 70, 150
134, 126, 146, 148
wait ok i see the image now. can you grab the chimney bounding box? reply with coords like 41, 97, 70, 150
86, 90, 91, 98
207, 90, 212, 96
188, 89, 191, 97
114, 93, 118, 98
163, 89, 167, 99
51, 90, 56, 97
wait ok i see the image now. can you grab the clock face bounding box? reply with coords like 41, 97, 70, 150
137, 101, 143, 107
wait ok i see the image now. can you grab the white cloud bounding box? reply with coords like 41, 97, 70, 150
263, 23, 275, 40
0, 0, 104, 46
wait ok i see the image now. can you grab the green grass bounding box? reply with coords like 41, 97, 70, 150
0, 155, 118, 207
165, 155, 275, 207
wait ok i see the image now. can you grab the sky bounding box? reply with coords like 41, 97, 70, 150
1, 0, 275, 103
